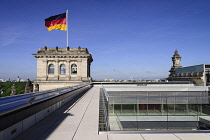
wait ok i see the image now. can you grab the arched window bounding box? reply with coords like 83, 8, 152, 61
48, 64, 54, 74
71, 64, 77, 74
60, 64, 66, 74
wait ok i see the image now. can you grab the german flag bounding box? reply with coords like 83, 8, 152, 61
45, 13, 67, 31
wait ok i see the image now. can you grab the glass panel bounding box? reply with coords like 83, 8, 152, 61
167, 96, 198, 130
197, 97, 210, 130
107, 90, 210, 131
137, 97, 168, 130
121, 104, 135, 115
48, 64, 54, 74
108, 96, 123, 130
148, 97, 162, 116
137, 99, 147, 115
60, 64, 66, 74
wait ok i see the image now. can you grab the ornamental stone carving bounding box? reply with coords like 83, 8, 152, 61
11, 84, 16, 96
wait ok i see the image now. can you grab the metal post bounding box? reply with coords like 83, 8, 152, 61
147, 91, 149, 115
121, 91, 122, 114
66, 10, 68, 48
166, 97, 168, 130
174, 96, 176, 115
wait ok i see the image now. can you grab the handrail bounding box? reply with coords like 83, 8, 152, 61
101, 84, 109, 101
107, 95, 210, 98
101, 84, 110, 131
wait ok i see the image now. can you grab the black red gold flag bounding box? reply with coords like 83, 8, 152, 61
45, 13, 67, 31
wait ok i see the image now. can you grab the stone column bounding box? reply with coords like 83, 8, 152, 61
77, 59, 81, 76
77, 59, 82, 80
54, 59, 59, 80
88, 63, 91, 77
43, 59, 48, 80
66, 60, 70, 80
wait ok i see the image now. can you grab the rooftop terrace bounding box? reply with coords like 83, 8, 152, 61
6, 84, 210, 140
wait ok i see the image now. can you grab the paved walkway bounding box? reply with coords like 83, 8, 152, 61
15, 86, 210, 140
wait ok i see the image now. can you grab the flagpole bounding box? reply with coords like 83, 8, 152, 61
66, 10, 68, 48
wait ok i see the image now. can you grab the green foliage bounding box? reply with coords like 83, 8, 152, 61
5, 88, 11, 96
0, 82, 27, 97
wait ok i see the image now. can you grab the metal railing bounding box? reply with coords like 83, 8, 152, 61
99, 84, 110, 131
0, 83, 91, 116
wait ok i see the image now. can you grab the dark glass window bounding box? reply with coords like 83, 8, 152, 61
60, 64, 66, 74
205, 65, 210, 68
48, 64, 54, 74
71, 64, 77, 74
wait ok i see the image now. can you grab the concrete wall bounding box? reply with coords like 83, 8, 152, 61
37, 82, 87, 91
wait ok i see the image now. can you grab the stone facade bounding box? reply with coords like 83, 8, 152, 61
33, 46, 93, 91
167, 50, 210, 86
168, 50, 182, 78
169, 71, 205, 86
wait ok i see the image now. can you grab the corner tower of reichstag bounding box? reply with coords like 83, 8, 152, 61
33, 46, 93, 91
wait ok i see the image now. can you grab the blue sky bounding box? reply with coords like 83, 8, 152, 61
0, 0, 210, 81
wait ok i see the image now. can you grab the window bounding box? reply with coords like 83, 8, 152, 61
60, 64, 66, 74
71, 64, 77, 74
48, 64, 54, 74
